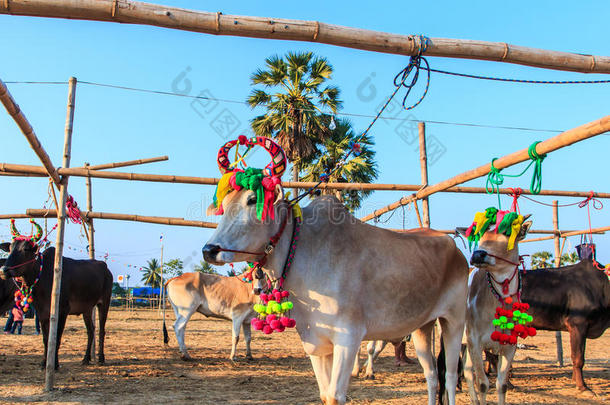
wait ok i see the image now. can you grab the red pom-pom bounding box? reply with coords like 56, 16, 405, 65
508, 335, 517, 345
275, 324, 285, 333
280, 290, 290, 298
514, 324, 524, 334
272, 289, 279, 295
490, 331, 501, 341
266, 314, 277, 322
495, 306, 503, 314
262, 325, 273, 334
259, 293, 268, 303
280, 317, 291, 327
522, 303, 530, 311
528, 327, 537, 337
505, 296, 513, 305
238, 135, 249, 145
506, 310, 513, 318
286, 318, 296, 328
273, 292, 282, 302
252, 320, 264, 331
270, 320, 281, 330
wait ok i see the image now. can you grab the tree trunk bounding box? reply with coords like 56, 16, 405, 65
292, 161, 299, 198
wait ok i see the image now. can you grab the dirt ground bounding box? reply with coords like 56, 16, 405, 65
0, 309, 607, 404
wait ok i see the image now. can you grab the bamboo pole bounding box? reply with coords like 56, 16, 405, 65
521, 225, 610, 243
85, 163, 96, 360
86, 155, 168, 170
0, 79, 61, 186
26, 209, 218, 229
361, 115, 610, 222
2, 162, 610, 198
1, 1, 610, 73
45, 77, 76, 392
418, 122, 430, 228
552, 201, 565, 367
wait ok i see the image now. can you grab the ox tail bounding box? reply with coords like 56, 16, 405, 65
162, 278, 175, 345
437, 336, 447, 405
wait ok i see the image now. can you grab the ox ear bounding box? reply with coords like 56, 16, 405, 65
0, 242, 10, 252
273, 184, 284, 205
206, 202, 219, 217
517, 220, 533, 240
455, 227, 468, 236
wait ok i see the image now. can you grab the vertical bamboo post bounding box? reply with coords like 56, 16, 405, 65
418, 122, 430, 228
552, 200, 564, 367
45, 77, 77, 392
85, 162, 96, 359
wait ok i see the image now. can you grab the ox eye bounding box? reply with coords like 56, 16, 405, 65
247, 195, 257, 206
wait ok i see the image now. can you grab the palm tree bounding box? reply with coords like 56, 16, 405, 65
301, 118, 378, 211
531, 251, 554, 269
194, 260, 218, 274
141, 258, 162, 288
560, 252, 580, 266
247, 52, 342, 186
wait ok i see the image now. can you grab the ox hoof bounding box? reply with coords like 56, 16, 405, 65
364, 374, 375, 380
181, 355, 192, 362
81, 358, 91, 366
246, 355, 254, 361
578, 386, 595, 396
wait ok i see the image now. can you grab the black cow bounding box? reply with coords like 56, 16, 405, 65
0, 232, 113, 369
0, 258, 18, 313
438, 260, 610, 401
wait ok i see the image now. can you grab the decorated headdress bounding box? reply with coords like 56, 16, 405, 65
10, 218, 43, 244
465, 207, 525, 251
212, 135, 287, 221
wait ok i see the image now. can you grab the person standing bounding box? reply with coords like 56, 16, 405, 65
3, 309, 14, 334
10, 306, 24, 335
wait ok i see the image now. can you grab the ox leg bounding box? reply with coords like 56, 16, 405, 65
229, 318, 241, 361
439, 318, 464, 405
81, 310, 94, 365
40, 318, 50, 369
326, 340, 362, 405
173, 305, 197, 360
463, 345, 478, 405
412, 322, 438, 405
466, 338, 488, 405
568, 324, 589, 391
363, 340, 387, 379
310, 353, 333, 403
97, 301, 109, 365
351, 346, 361, 378
496, 346, 516, 405
242, 321, 253, 360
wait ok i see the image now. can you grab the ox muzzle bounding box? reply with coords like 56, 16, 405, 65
0, 266, 9, 280
470, 249, 496, 267
202, 244, 221, 264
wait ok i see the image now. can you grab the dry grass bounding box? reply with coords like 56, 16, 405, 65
0, 309, 607, 404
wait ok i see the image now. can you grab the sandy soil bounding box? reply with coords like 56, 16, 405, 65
0, 309, 607, 404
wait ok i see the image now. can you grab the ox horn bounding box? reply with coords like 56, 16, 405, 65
30, 219, 43, 242
522, 214, 532, 221
9, 219, 21, 238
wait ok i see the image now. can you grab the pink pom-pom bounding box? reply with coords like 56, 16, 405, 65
272, 289, 279, 295
286, 318, 296, 328
280, 317, 291, 327
252, 320, 263, 331
280, 290, 290, 298
275, 324, 285, 333
274, 292, 282, 302
262, 325, 273, 334
259, 293, 268, 303
270, 320, 281, 330
266, 314, 277, 322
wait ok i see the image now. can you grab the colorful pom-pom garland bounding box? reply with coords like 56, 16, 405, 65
251, 289, 296, 334
490, 296, 536, 345
465, 207, 524, 251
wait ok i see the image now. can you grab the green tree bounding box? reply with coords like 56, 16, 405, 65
531, 251, 554, 269
194, 260, 218, 274
247, 51, 342, 184
560, 252, 579, 266
164, 258, 184, 277
141, 258, 162, 288
302, 118, 378, 211
112, 282, 126, 297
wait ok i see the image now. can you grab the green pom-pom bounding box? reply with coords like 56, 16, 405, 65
500, 324, 506, 329
499, 316, 508, 324
507, 323, 514, 329
520, 313, 528, 319
284, 301, 293, 310
253, 304, 264, 313
527, 315, 533, 322
492, 319, 501, 326
272, 303, 282, 313
266, 305, 273, 314
513, 310, 521, 317
268, 300, 277, 306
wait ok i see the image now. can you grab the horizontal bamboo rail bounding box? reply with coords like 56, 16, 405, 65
25, 209, 218, 229
361, 115, 610, 222
2, 162, 610, 198
0, 78, 61, 185
85, 155, 168, 170
1, 1, 610, 73
521, 225, 610, 243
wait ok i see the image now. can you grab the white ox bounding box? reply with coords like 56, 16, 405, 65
203, 192, 468, 405
165, 272, 258, 361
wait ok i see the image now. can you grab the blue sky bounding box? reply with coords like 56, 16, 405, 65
1, 1, 609, 283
